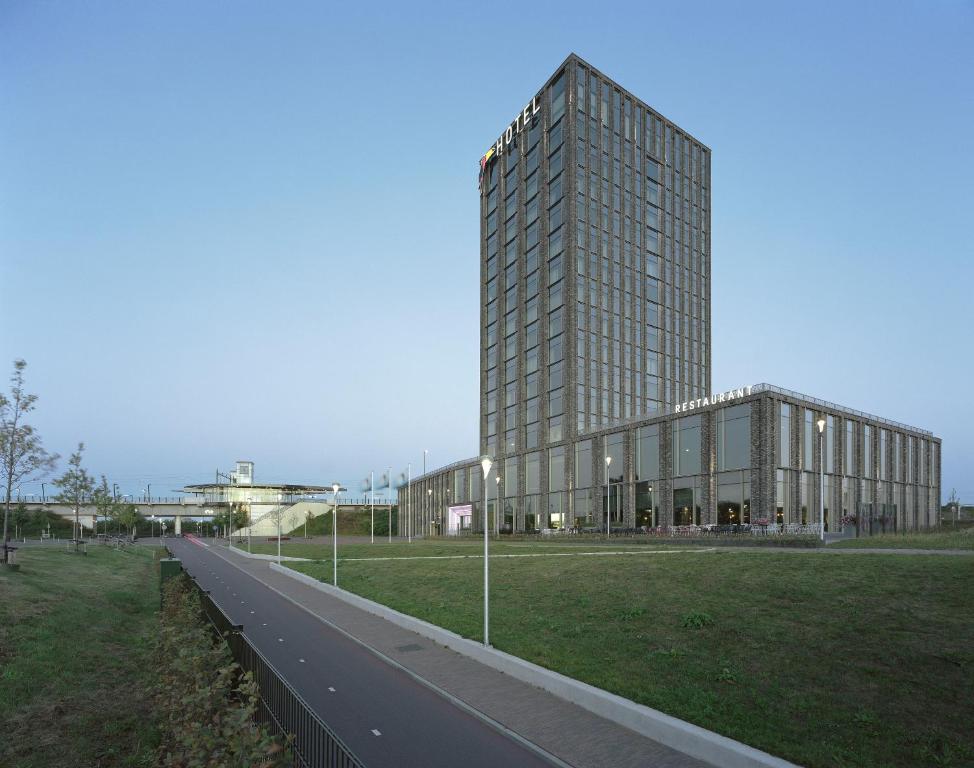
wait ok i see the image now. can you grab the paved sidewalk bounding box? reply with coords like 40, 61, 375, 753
212, 543, 706, 768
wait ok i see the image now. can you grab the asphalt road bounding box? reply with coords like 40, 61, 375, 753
167, 538, 555, 768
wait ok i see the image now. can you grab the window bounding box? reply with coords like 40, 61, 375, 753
605, 432, 624, 483
826, 415, 835, 474
803, 409, 814, 471
717, 404, 750, 471
525, 452, 541, 494
779, 403, 791, 468
845, 421, 855, 476
864, 425, 873, 478
548, 446, 565, 492
672, 415, 701, 476
550, 72, 566, 123
504, 457, 518, 497
776, 469, 790, 525
635, 424, 659, 480
574, 439, 592, 488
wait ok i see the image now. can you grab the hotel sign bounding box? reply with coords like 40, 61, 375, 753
479, 95, 542, 179
672, 385, 755, 414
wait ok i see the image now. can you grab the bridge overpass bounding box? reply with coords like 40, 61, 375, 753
17, 497, 391, 536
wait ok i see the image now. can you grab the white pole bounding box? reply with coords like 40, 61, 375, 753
370, 471, 375, 544
482, 461, 490, 647
820, 430, 825, 542
407, 464, 412, 543
277, 495, 282, 565
484, 474, 489, 645
605, 453, 612, 539
333, 490, 338, 585
388, 466, 393, 544
817, 418, 826, 543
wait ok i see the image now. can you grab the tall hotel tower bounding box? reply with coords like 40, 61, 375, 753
400, 54, 939, 538
479, 54, 711, 527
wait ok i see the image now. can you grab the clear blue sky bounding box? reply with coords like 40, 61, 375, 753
1, 1, 971, 502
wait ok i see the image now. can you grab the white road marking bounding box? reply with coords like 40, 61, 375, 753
278, 638, 284, 642
371, 729, 381, 736
262, 623, 267, 626
328, 686, 336, 692
299, 658, 305, 663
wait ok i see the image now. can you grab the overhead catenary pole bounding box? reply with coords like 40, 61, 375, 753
277, 494, 283, 564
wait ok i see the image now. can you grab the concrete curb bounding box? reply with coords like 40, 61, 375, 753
270, 563, 798, 768
221, 548, 310, 562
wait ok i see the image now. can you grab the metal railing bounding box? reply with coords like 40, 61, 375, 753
751, 383, 934, 436
192, 580, 365, 768
403, 456, 480, 485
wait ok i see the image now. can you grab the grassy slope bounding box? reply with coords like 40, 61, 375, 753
286, 545, 973, 768
0, 546, 161, 768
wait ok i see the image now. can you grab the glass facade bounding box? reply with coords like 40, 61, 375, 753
403, 391, 938, 536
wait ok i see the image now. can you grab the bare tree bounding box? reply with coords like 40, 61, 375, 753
53, 443, 95, 547
1, 360, 58, 563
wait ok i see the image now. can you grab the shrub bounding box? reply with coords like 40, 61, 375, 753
156, 575, 288, 767
681, 611, 715, 629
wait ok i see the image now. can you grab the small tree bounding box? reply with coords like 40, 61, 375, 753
12, 502, 29, 539
91, 476, 114, 537
30, 506, 48, 530
114, 502, 142, 539
53, 443, 96, 546
232, 505, 249, 535
1, 359, 59, 562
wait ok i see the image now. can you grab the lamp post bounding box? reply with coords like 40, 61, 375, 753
605, 455, 612, 539
480, 455, 493, 647
817, 417, 827, 542
495, 476, 501, 535
332, 483, 341, 586
427, 488, 432, 538
150, 515, 156, 539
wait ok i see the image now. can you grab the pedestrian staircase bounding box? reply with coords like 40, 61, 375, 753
234, 501, 332, 537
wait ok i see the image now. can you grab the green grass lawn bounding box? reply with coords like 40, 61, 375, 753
0, 545, 161, 768
284, 543, 973, 768
830, 528, 974, 550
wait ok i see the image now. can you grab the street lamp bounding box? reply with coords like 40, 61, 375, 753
495, 476, 501, 535
150, 514, 156, 539
427, 488, 432, 538
480, 455, 493, 647
332, 483, 341, 586
817, 417, 826, 542
605, 455, 612, 539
